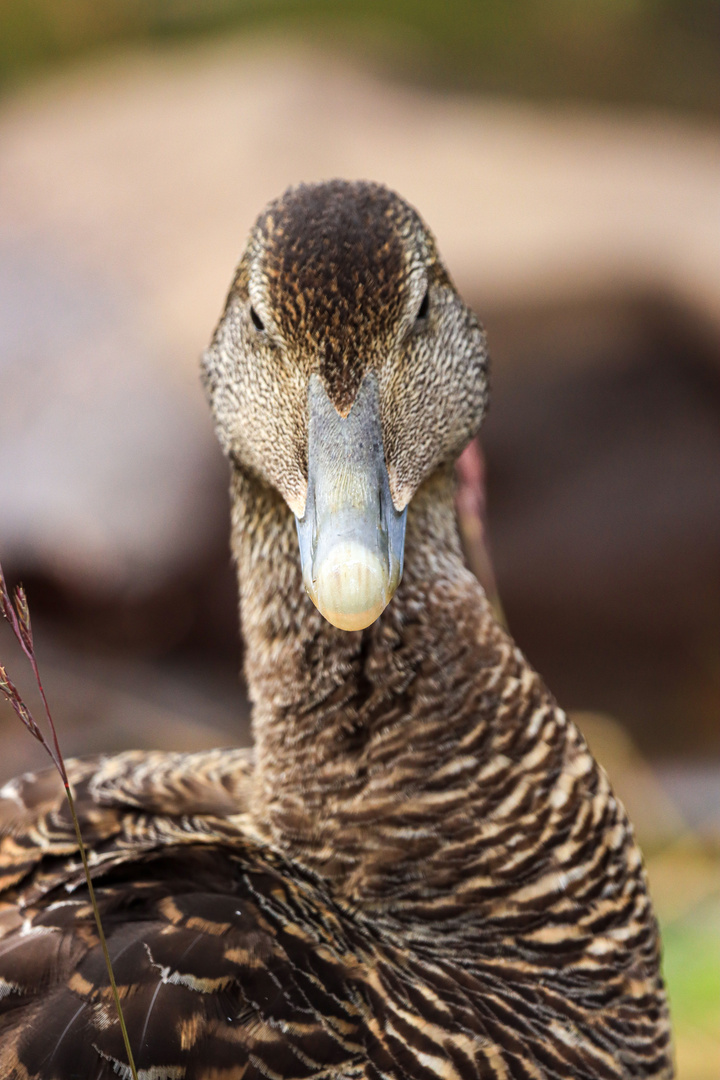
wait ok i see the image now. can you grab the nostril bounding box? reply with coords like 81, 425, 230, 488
416, 289, 429, 322
250, 305, 265, 331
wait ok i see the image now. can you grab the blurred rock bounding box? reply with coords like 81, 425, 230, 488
0, 233, 236, 653
482, 291, 720, 756
0, 235, 214, 594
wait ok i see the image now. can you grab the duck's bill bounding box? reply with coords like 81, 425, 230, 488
295, 373, 407, 632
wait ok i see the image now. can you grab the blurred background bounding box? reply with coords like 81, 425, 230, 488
0, 2, 718, 1073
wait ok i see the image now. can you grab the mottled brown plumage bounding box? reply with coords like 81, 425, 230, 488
0, 181, 672, 1078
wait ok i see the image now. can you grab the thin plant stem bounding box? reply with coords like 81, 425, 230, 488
64, 783, 139, 1080
0, 561, 139, 1080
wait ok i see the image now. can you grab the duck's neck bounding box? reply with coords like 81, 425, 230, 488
231, 466, 579, 908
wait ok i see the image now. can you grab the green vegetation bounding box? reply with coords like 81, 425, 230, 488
662, 899, 720, 1078
0, 0, 718, 114
663, 908, 720, 1035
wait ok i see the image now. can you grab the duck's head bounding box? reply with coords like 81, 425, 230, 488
203, 180, 488, 631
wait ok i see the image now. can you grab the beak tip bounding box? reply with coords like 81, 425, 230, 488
312, 541, 392, 632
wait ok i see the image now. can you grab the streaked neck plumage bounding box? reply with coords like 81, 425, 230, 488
231, 464, 602, 919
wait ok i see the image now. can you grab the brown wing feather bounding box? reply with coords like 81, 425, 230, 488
0, 749, 254, 893
0, 835, 368, 1079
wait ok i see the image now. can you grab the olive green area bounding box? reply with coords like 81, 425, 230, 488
663, 915, 720, 1036
1, 0, 718, 115
661, 901, 720, 1079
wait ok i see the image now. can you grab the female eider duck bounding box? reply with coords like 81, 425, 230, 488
0, 181, 672, 1078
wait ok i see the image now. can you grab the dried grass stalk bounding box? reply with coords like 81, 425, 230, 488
0, 561, 138, 1080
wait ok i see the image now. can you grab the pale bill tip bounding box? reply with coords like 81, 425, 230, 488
313, 541, 389, 632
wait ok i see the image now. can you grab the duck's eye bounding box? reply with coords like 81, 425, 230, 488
416, 289, 430, 322
250, 305, 265, 332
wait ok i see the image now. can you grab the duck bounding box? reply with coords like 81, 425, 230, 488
0, 180, 672, 1079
